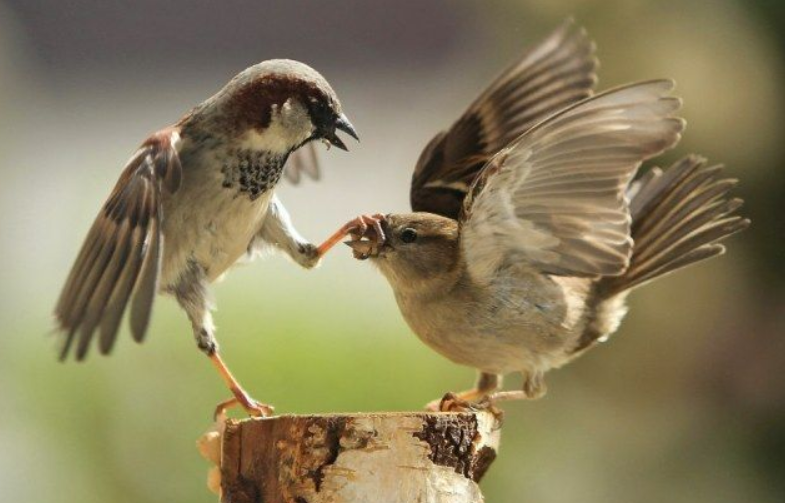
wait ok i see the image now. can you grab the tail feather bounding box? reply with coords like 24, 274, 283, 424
600, 155, 749, 296
570, 155, 748, 356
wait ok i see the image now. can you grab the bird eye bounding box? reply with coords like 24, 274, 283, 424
400, 228, 418, 243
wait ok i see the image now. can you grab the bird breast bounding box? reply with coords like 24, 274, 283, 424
392, 267, 592, 374
160, 145, 278, 287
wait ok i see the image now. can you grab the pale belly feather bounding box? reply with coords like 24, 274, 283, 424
394, 269, 591, 375
160, 162, 272, 287
158, 111, 309, 289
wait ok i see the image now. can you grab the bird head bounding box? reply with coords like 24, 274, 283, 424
210, 59, 358, 154
347, 213, 462, 292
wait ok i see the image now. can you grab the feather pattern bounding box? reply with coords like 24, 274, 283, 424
460, 80, 685, 283
410, 19, 598, 219
54, 128, 182, 360
599, 155, 750, 295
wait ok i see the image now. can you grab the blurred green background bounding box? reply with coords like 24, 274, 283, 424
1, 1, 783, 502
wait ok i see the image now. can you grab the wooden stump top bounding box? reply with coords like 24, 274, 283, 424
202, 412, 501, 503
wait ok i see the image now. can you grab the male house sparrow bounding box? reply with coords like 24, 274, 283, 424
346, 24, 749, 409
55, 59, 361, 417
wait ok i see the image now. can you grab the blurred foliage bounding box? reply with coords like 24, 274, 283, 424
0, 1, 783, 503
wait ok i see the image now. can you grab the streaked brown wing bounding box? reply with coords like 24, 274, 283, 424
411, 19, 598, 219
283, 142, 320, 184
460, 81, 684, 283
54, 128, 182, 360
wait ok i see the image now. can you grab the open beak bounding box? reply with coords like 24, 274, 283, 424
325, 113, 359, 151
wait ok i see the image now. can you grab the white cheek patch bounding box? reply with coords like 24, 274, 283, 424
277, 98, 315, 141
238, 99, 315, 155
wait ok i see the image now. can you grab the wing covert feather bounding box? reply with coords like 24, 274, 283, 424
460, 80, 685, 283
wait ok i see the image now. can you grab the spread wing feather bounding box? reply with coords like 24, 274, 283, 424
54, 128, 181, 360
411, 19, 598, 219
460, 80, 685, 283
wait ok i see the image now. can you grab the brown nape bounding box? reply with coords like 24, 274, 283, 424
599, 155, 750, 297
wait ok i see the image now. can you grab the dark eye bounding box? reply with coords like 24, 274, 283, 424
400, 228, 418, 243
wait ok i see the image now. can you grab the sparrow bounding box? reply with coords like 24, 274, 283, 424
344, 23, 749, 410
54, 59, 364, 417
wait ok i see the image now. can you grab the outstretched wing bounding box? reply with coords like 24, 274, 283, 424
411, 19, 598, 219
54, 128, 183, 360
460, 80, 685, 284
283, 142, 321, 184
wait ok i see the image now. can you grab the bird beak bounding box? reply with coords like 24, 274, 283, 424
325, 113, 359, 151
344, 239, 376, 260
336, 114, 359, 141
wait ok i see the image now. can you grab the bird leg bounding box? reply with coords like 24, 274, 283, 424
316, 213, 386, 257
209, 213, 386, 418
172, 265, 274, 419
210, 351, 275, 419
483, 391, 528, 402
426, 372, 502, 412
484, 370, 547, 403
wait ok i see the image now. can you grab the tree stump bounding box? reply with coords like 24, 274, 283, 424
198, 412, 501, 503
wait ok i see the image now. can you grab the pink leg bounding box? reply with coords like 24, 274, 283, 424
316, 214, 386, 256
210, 353, 274, 419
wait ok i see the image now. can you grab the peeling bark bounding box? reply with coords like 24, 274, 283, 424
204, 412, 500, 503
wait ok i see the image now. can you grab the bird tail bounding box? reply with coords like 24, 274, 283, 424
600, 154, 749, 297
570, 155, 749, 356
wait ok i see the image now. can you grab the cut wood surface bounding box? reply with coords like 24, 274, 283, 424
199, 411, 501, 503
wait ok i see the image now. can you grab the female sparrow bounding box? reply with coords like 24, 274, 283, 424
345, 25, 748, 410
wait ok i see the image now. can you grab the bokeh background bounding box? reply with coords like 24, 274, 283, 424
1, 1, 783, 502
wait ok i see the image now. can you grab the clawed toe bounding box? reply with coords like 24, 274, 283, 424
214, 396, 275, 420
425, 392, 505, 424
317, 214, 386, 257
347, 214, 386, 242
248, 400, 275, 418
345, 214, 388, 259
438, 392, 473, 412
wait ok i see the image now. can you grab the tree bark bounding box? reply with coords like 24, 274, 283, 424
199, 412, 501, 503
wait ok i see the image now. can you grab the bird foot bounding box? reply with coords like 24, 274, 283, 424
208, 352, 275, 419
317, 214, 386, 257
344, 214, 387, 259
427, 392, 505, 424
213, 395, 275, 420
